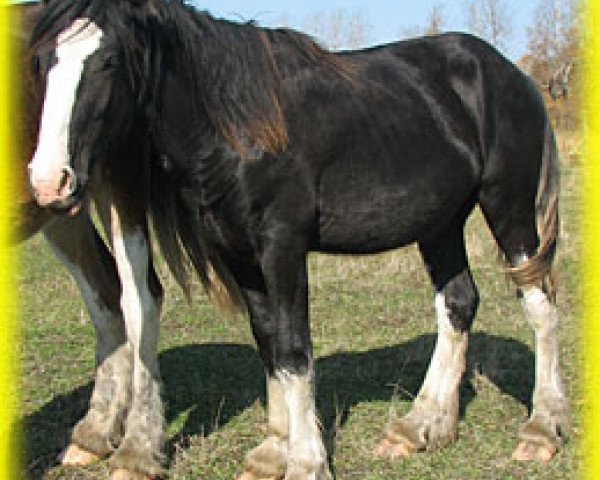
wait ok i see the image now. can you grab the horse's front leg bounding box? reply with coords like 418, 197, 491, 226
42, 211, 131, 465
239, 238, 330, 480
106, 198, 165, 479
377, 226, 478, 458
234, 285, 288, 480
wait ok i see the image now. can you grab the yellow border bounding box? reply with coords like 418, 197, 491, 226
583, 0, 599, 479
0, 1, 595, 479
0, 2, 19, 479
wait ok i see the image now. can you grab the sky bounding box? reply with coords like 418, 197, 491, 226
189, 0, 541, 61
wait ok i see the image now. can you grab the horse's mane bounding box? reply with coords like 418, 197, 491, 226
171, 7, 290, 155
31, 0, 353, 156
29, 0, 352, 312
265, 27, 356, 82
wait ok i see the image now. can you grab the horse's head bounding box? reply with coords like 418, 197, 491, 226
28, 2, 145, 213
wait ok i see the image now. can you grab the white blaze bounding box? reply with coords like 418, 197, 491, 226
28, 18, 103, 193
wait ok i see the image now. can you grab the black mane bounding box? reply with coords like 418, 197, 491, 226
32, 0, 350, 156
31, 0, 354, 307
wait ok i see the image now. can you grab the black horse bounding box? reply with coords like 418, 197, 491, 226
28, 0, 568, 478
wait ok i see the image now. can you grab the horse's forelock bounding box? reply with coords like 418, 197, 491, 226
31, 0, 92, 49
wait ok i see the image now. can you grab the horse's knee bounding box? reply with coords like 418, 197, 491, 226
441, 271, 479, 332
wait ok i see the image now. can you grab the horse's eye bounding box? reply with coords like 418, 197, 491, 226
98, 53, 119, 70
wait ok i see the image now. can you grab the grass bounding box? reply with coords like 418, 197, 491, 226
17, 137, 582, 479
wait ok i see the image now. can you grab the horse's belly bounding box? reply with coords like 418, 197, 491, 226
315, 160, 478, 253
316, 193, 454, 253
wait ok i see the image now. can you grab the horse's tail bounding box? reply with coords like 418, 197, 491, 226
149, 157, 245, 315
506, 120, 560, 300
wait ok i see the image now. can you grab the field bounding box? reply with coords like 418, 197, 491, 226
17, 136, 583, 479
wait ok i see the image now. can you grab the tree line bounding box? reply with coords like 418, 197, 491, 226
295, 0, 580, 131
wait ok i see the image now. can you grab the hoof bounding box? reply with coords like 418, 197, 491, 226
374, 438, 416, 459
111, 468, 156, 480
237, 471, 281, 480
59, 444, 103, 466
511, 441, 556, 463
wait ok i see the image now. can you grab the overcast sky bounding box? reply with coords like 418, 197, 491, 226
190, 0, 540, 61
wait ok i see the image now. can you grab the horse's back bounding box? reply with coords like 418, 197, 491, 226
273, 33, 552, 254
283, 34, 488, 252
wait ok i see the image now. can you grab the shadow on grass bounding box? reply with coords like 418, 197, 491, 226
22, 332, 534, 479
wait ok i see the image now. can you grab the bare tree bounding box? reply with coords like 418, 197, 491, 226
527, 0, 579, 68
465, 0, 512, 50
426, 4, 446, 35
303, 9, 370, 51
524, 0, 580, 128
398, 3, 446, 39
526, 0, 580, 87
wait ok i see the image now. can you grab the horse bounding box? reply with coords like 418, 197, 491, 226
13, 2, 135, 469
27, 0, 569, 479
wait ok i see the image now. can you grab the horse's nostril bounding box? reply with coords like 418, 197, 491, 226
59, 166, 77, 197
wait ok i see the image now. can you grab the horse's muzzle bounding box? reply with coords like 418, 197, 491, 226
29, 165, 83, 215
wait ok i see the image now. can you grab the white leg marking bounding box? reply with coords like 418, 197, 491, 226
29, 19, 103, 200
276, 369, 328, 478
267, 374, 289, 438
109, 205, 164, 472
417, 293, 468, 409
242, 375, 289, 477
111, 206, 160, 373
520, 287, 565, 408
512, 285, 568, 459
384, 292, 467, 452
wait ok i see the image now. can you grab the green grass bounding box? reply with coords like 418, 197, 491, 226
17, 159, 582, 479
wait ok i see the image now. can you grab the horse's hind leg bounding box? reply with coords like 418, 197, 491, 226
479, 124, 569, 461
377, 222, 478, 457
480, 219, 569, 461
43, 212, 131, 464
510, 270, 569, 462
